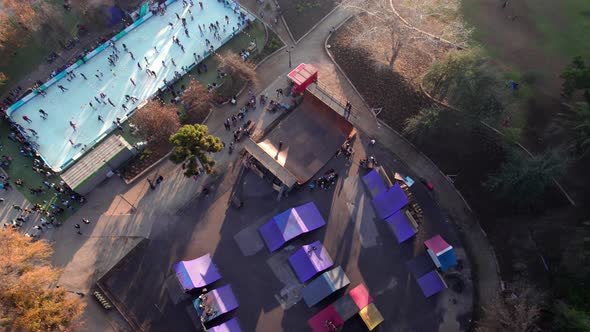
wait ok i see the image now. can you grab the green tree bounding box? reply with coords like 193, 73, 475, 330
484, 149, 567, 206
0, 229, 85, 331
423, 48, 507, 125
169, 124, 223, 177
559, 102, 590, 157
403, 107, 443, 141
561, 56, 590, 103
553, 301, 590, 331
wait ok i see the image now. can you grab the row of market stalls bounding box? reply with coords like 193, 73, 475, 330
362, 168, 459, 298
258, 202, 385, 331
172, 254, 243, 331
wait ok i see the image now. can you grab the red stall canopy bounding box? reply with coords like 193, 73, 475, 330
288, 63, 318, 94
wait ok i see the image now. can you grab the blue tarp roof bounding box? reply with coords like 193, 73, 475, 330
362, 169, 387, 198
371, 183, 409, 220
259, 202, 326, 252
438, 248, 458, 272
384, 210, 417, 243
416, 271, 446, 298
289, 241, 334, 283
302, 266, 350, 307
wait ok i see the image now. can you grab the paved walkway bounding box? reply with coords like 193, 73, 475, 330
42, 3, 499, 331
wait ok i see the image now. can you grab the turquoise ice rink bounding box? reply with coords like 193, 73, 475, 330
7, 0, 252, 172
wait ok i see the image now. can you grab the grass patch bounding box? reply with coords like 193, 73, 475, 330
526, 0, 590, 58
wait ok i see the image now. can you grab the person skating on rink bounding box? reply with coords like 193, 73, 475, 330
130, 78, 136, 86
98, 115, 104, 122
69, 121, 77, 131
22, 116, 32, 124
58, 85, 68, 92
171, 59, 177, 67
38, 109, 48, 118
108, 98, 115, 107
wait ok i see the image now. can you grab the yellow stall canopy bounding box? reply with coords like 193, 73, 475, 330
359, 303, 384, 331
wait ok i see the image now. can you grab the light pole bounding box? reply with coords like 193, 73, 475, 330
286, 46, 294, 68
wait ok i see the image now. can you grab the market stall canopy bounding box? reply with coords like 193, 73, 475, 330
302, 266, 350, 307
416, 270, 447, 298
172, 254, 221, 291
384, 209, 418, 243
289, 240, 334, 283
359, 303, 385, 331
362, 169, 388, 198
371, 182, 409, 220
425, 235, 457, 272
209, 318, 242, 332
308, 304, 345, 332
193, 285, 239, 323
259, 201, 326, 252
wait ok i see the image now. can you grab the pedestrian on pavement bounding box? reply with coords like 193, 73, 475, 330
156, 175, 164, 184
74, 223, 80, 229
82, 218, 90, 224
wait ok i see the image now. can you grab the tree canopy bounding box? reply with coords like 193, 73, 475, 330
133, 100, 181, 144
402, 106, 444, 141
561, 56, 590, 103
217, 51, 257, 84
484, 149, 567, 206
169, 124, 224, 177
0, 229, 85, 331
559, 102, 590, 157
181, 79, 211, 124
423, 48, 508, 125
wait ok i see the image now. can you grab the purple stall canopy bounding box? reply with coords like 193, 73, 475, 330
302, 266, 350, 307
371, 183, 409, 220
289, 240, 334, 282
172, 254, 221, 291
416, 270, 447, 298
362, 169, 387, 198
209, 318, 242, 332
193, 285, 239, 322
384, 210, 417, 243
259, 201, 326, 252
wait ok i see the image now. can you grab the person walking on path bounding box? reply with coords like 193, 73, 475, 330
74, 223, 82, 235
22, 116, 32, 124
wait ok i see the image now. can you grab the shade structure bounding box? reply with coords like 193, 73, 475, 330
425, 235, 458, 272
172, 254, 221, 291
348, 284, 373, 310
406, 254, 437, 279
259, 202, 326, 252
308, 304, 344, 332
209, 318, 242, 332
371, 183, 409, 220
359, 303, 384, 331
384, 209, 418, 243
193, 285, 239, 323
416, 270, 447, 298
362, 169, 387, 198
332, 284, 374, 322
302, 266, 350, 307
289, 241, 334, 283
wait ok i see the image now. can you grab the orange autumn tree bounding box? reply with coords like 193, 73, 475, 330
0, 0, 64, 49
181, 79, 212, 124
0, 229, 85, 331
